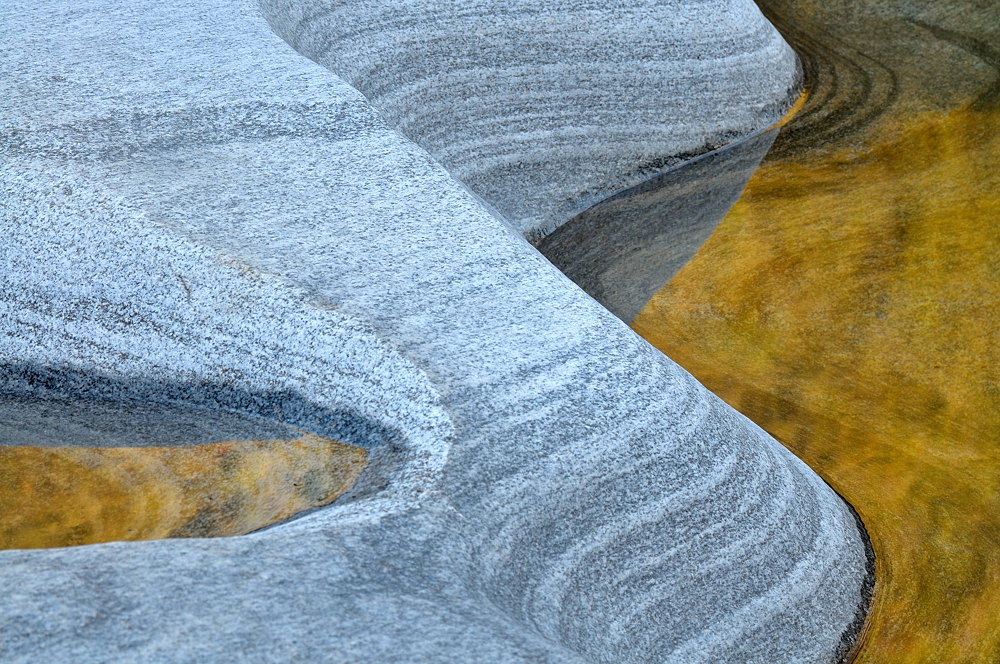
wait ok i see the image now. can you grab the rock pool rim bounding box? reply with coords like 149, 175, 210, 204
0, 363, 405, 533
832, 485, 877, 663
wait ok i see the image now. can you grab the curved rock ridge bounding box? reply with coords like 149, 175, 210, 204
258, 0, 802, 240
0, 164, 453, 524
1, 1, 866, 662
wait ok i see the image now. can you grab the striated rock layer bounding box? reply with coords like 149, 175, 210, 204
1, 0, 865, 662
258, 0, 802, 240
257, 0, 802, 318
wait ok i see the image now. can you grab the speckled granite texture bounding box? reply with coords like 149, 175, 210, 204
1, 1, 866, 662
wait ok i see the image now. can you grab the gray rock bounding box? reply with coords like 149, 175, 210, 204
0, 1, 868, 663
259, 0, 802, 320
259, 0, 801, 241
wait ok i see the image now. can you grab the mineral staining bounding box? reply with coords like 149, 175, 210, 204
1, 426, 367, 550
634, 1, 1000, 661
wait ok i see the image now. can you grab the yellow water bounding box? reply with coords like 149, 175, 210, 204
0, 433, 367, 549
635, 103, 1000, 661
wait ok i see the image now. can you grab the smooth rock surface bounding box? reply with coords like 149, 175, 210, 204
259, 0, 802, 241
1, 1, 865, 662
259, 0, 802, 318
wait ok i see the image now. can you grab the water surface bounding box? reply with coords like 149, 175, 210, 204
0, 393, 367, 549
635, 1, 999, 660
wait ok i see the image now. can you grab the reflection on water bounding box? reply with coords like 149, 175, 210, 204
0, 392, 294, 447
537, 128, 779, 321
634, 0, 999, 661
0, 394, 367, 549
